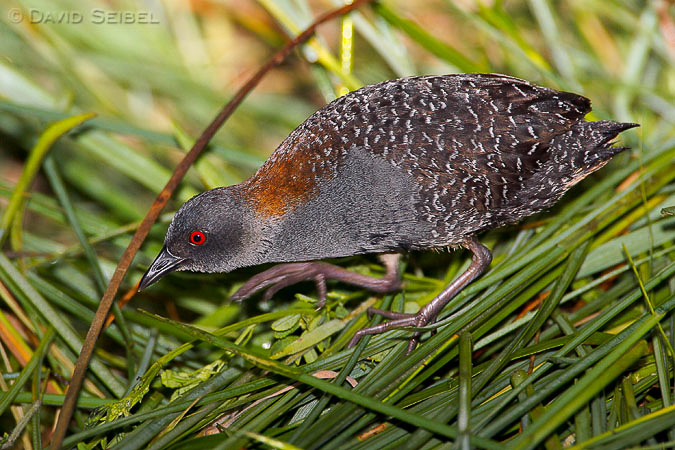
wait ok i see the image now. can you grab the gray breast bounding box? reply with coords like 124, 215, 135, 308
266, 146, 432, 262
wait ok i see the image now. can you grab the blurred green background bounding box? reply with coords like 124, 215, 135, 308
0, 0, 674, 448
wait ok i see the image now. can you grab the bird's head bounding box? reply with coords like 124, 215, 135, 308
139, 187, 254, 290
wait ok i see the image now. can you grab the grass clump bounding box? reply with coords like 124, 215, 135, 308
0, 0, 674, 448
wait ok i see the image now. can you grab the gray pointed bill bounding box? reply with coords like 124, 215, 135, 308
138, 245, 186, 291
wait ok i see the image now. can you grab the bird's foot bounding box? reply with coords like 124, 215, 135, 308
348, 309, 436, 355
347, 237, 493, 354
230, 255, 401, 309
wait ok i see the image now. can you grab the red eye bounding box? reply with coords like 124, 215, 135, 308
189, 231, 206, 245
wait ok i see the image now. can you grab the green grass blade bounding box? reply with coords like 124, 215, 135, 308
0, 327, 54, 417
143, 311, 503, 449
0, 112, 96, 246
0, 253, 126, 397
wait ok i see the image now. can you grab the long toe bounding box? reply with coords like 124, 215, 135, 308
231, 261, 402, 305
230, 263, 310, 302
348, 315, 420, 349
367, 307, 413, 320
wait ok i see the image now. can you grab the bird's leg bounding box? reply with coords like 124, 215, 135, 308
230, 254, 402, 309
348, 237, 492, 354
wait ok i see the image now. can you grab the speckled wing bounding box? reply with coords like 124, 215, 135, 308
244, 74, 616, 246
328, 73, 592, 242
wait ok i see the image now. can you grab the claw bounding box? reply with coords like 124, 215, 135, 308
314, 274, 327, 309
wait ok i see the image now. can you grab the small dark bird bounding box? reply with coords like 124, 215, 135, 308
139, 73, 636, 353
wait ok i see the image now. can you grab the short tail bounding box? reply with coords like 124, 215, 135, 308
573, 121, 639, 168
547, 120, 637, 189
